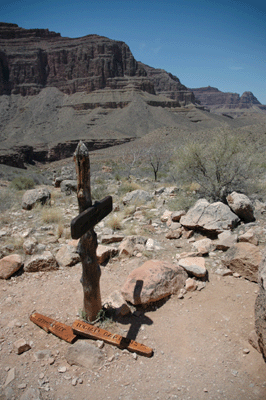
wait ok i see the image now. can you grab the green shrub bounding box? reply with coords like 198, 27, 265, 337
11, 176, 35, 191
175, 133, 257, 202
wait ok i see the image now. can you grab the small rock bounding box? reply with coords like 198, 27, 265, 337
186, 278, 197, 292
215, 268, 233, 276
34, 349, 52, 361
97, 340, 104, 349
13, 338, 31, 355
160, 210, 172, 222
171, 210, 186, 222
243, 348, 250, 354
18, 383, 27, 389
4, 367, 15, 387
72, 378, 78, 386
178, 257, 207, 278
58, 366, 67, 373
132, 352, 138, 360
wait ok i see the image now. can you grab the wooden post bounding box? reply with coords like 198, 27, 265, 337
73, 141, 102, 322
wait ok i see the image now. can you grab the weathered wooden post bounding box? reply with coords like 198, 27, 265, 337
71, 141, 112, 322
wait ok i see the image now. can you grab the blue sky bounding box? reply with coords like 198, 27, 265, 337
1, 0, 266, 103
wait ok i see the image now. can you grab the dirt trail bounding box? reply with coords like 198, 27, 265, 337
1, 256, 266, 400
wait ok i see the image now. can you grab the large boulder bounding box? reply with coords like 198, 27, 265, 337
121, 259, 188, 305
180, 199, 240, 234
55, 240, 80, 268
122, 190, 152, 205
60, 180, 77, 195
255, 248, 266, 361
22, 187, 51, 210
24, 251, 58, 272
226, 191, 255, 223
0, 254, 22, 279
222, 242, 262, 282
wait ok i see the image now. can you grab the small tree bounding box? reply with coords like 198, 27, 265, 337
121, 147, 143, 180
146, 145, 170, 181
175, 133, 256, 202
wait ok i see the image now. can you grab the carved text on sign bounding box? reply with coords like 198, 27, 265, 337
30, 313, 77, 343
72, 320, 153, 357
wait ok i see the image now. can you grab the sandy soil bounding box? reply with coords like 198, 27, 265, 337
1, 252, 266, 400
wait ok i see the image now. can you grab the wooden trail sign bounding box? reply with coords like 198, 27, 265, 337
72, 320, 153, 357
71, 141, 113, 322
71, 196, 112, 240
30, 313, 77, 343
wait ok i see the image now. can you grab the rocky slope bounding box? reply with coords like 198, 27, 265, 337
191, 86, 266, 116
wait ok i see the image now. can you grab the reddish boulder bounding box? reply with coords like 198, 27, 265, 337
0, 254, 22, 279
222, 243, 262, 282
121, 259, 188, 305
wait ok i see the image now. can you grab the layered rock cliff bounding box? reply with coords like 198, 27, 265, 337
191, 86, 264, 115
0, 22, 155, 96
139, 62, 195, 105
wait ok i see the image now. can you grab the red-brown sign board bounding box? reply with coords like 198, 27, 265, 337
72, 320, 153, 357
30, 313, 77, 343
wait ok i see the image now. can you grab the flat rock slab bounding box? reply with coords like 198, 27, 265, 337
72, 320, 153, 357
121, 259, 188, 305
65, 340, 105, 370
0, 254, 22, 279
178, 257, 207, 278
180, 199, 240, 234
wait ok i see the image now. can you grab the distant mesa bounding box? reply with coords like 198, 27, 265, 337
190, 86, 265, 116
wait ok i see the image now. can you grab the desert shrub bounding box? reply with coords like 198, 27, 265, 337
41, 207, 63, 224
175, 133, 257, 202
167, 191, 198, 212
0, 188, 17, 212
117, 181, 142, 196
10, 176, 35, 190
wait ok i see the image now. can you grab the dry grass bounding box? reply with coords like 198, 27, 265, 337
41, 207, 63, 224
105, 213, 123, 231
